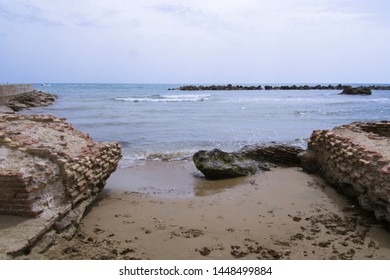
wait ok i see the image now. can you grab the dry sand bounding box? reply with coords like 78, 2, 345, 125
25, 160, 390, 260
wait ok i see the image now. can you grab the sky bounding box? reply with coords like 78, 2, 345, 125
0, 0, 389, 84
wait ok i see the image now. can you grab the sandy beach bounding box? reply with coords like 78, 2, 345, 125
2, 0, 390, 268
24, 160, 390, 260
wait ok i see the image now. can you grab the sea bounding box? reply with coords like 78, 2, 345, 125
29, 83, 390, 167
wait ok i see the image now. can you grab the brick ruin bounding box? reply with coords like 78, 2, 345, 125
300, 121, 390, 222
0, 114, 121, 217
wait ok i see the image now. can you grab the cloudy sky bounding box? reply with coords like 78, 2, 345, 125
0, 0, 389, 84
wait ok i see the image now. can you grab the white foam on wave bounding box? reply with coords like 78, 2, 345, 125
119, 151, 193, 168
115, 94, 211, 103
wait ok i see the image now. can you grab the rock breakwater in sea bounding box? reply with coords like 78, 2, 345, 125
172, 84, 390, 91
0, 90, 57, 113
340, 87, 372, 95
0, 114, 121, 257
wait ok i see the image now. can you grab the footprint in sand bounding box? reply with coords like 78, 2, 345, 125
230, 245, 249, 258
153, 218, 167, 230
170, 227, 204, 238
196, 247, 211, 256
93, 227, 104, 234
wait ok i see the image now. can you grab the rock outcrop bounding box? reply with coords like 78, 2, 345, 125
0, 106, 15, 114
0, 114, 121, 256
1, 90, 57, 113
340, 87, 372, 95
193, 144, 304, 179
239, 144, 304, 166
299, 121, 390, 222
193, 149, 265, 179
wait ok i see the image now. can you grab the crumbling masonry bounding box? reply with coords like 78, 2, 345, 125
300, 121, 390, 222
0, 114, 121, 218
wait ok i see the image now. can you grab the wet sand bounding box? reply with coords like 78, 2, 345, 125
28, 160, 390, 260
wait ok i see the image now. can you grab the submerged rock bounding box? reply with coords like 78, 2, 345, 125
193, 144, 304, 180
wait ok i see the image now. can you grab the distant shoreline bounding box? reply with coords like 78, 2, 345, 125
170, 84, 390, 91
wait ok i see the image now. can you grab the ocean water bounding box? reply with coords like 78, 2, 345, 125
29, 83, 390, 166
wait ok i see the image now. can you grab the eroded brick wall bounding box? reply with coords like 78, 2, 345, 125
0, 170, 39, 216
303, 121, 390, 221
0, 114, 121, 217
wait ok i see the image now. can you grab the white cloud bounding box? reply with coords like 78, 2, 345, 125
0, 0, 389, 83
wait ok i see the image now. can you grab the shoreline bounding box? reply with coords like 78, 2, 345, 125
24, 160, 390, 260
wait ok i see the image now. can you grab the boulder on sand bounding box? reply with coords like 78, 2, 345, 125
193, 149, 265, 179
193, 144, 304, 180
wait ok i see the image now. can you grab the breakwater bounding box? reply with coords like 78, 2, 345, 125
0, 84, 57, 113
171, 84, 390, 91
0, 84, 34, 102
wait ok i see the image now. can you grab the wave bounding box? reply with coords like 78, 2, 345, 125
118, 138, 310, 168
294, 110, 321, 116
115, 94, 211, 103
119, 151, 194, 167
